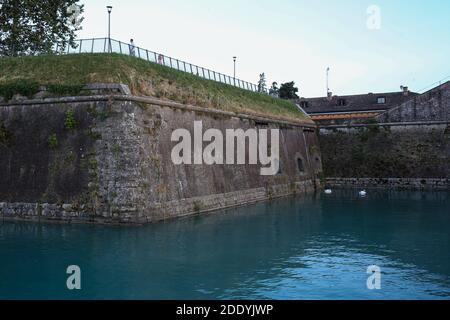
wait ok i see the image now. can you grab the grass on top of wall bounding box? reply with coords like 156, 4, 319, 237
0, 53, 312, 123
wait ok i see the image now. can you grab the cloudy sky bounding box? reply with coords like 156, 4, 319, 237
77, 0, 450, 97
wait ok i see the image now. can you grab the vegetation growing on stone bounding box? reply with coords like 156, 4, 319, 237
193, 200, 203, 213
48, 133, 58, 149
0, 123, 13, 145
0, 79, 40, 100
87, 129, 102, 140
0, 80, 85, 100
320, 128, 450, 178
0, 53, 312, 123
64, 110, 77, 129
47, 84, 84, 96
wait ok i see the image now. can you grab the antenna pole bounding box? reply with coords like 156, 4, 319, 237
326, 67, 330, 96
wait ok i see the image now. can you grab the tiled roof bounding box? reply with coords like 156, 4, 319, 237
310, 111, 383, 120
298, 91, 419, 114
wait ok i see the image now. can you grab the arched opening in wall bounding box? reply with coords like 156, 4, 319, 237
296, 157, 305, 174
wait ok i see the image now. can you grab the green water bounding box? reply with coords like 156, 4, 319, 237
0, 190, 449, 300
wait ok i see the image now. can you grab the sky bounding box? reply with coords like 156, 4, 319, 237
76, 0, 450, 97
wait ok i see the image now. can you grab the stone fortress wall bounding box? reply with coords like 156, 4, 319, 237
318, 81, 450, 190
376, 81, 450, 123
0, 84, 323, 224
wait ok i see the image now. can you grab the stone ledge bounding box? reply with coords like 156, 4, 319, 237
0, 93, 317, 129
325, 177, 450, 190
0, 180, 319, 225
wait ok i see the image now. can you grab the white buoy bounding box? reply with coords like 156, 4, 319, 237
359, 190, 367, 197
324, 189, 332, 194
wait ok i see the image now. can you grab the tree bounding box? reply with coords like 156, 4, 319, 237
0, 0, 84, 56
257, 73, 267, 93
279, 81, 299, 99
269, 82, 279, 97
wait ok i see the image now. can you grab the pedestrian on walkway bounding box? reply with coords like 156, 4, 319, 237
129, 39, 136, 57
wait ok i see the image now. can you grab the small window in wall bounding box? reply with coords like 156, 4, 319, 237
296, 157, 305, 174
377, 96, 386, 104
300, 101, 309, 108
255, 121, 269, 127
337, 99, 346, 106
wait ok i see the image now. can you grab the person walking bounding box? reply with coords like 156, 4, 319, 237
158, 54, 164, 65
129, 39, 136, 57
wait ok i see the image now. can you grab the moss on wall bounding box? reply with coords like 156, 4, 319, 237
0, 122, 13, 145
320, 126, 450, 178
0, 79, 40, 100
0, 102, 98, 203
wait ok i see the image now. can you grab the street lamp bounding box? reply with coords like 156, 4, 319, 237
233, 56, 237, 85
107, 6, 113, 53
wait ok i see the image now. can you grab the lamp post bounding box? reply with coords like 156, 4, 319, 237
233, 56, 237, 86
107, 6, 113, 53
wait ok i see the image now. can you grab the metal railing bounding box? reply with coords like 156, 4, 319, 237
54, 38, 261, 93
417, 75, 450, 94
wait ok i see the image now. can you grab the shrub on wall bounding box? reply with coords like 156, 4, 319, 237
0, 123, 13, 145
64, 110, 77, 130
48, 134, 58, 149
47, 84, 84, 96
0, 79, 40, 100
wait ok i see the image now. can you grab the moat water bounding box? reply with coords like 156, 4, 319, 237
1, 190, 449, 300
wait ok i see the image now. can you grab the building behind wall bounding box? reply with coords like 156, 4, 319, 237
376, 80, 450, 123
316, 80, 450, 189
298, 86, 418, 125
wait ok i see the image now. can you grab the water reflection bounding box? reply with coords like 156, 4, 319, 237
0, 190, 449, 299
